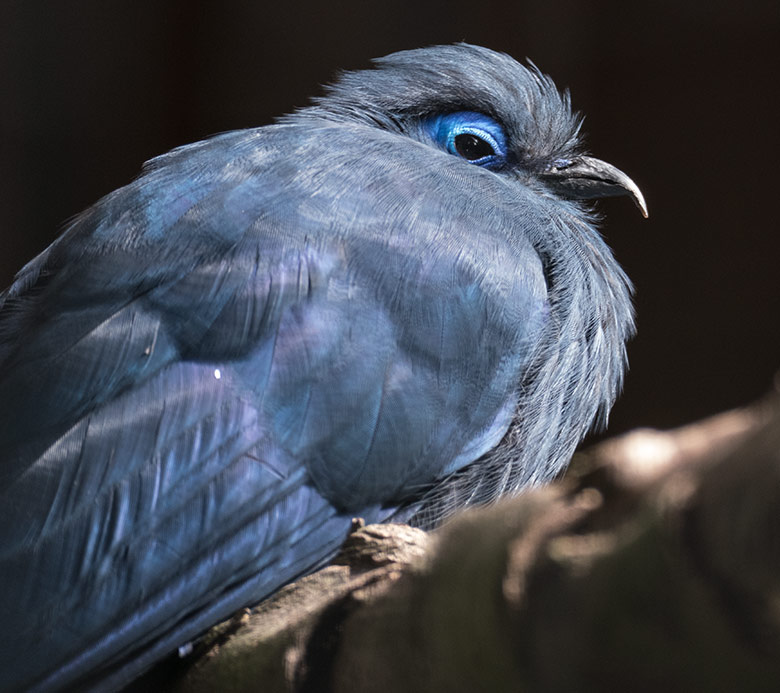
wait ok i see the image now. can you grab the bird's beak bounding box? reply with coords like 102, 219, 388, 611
540, 156, 648, 218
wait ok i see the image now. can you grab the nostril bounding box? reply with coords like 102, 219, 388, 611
552, 158, 573, 170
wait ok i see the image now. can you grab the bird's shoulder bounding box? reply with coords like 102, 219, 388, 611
0, 121, 551, 498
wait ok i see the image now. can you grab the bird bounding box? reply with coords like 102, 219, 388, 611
0, 44, 645, 691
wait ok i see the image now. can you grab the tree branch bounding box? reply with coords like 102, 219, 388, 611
137, 391, 780, 692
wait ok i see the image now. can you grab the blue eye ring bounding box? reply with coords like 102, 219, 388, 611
425, 111, 508, 169
448, 126, 501, 162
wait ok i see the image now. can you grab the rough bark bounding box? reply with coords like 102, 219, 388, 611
135, 390, 780, 692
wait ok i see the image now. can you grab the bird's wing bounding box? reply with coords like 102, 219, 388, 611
0, 124, 548, 690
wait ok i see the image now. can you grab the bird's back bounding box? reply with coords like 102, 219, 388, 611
0, 120, 550, 690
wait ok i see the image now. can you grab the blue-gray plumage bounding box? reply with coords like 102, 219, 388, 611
0, 44, 644, 691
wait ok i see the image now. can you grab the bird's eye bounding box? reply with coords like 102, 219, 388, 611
424, 111, 508, 169
454, 133, 495, 160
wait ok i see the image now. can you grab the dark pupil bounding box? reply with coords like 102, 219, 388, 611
454, 133, 494, 160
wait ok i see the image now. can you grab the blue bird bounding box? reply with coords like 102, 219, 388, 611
0, 44, 645, 691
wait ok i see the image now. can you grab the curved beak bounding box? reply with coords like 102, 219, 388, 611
540, 155, 648, 218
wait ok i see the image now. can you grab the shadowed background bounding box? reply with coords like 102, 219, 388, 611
1, 0, 778, 438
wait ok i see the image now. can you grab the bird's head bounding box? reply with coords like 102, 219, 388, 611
303, 43, 647, 217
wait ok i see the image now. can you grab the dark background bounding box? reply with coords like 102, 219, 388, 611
1, 1, 778, 438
